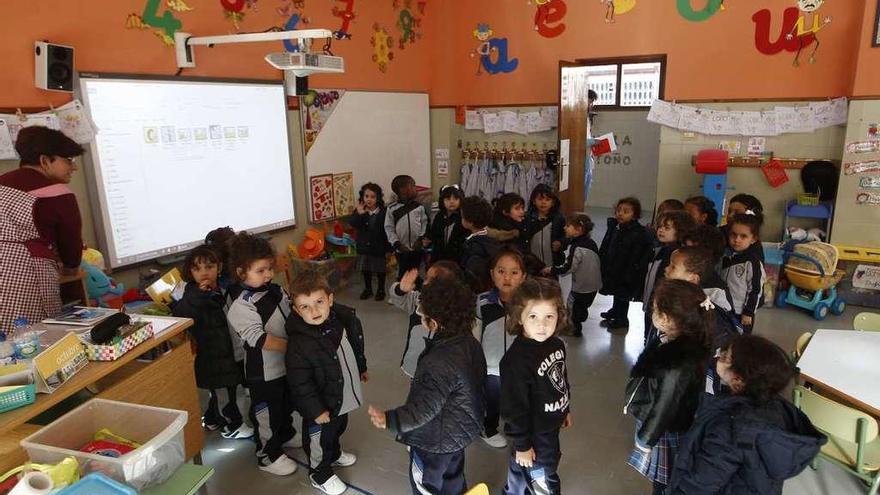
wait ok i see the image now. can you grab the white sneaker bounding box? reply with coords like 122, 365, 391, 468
282, 432, 303, 449
258, 453, 298, 476
481, 433, 508, 448
221, 423, 254, 439
310, 474, 347, 495
332, 451, 357, 467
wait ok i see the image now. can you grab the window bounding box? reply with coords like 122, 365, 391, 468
565, 55, 666, 110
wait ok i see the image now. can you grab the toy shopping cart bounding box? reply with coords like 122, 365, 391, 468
776, 241, 846, 320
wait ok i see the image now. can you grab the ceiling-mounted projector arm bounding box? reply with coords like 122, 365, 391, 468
174, 29, 333, 69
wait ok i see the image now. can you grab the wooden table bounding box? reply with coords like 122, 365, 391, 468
0, 318, 203, 473
798, 329, 880, 416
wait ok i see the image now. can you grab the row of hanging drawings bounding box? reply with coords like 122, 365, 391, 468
460, 155, 556, 202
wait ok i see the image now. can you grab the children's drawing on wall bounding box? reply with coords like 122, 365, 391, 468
370, 24, 394, 72
786, 0, 831, 66
533, 0, 566, 37
677, 0, 723, 22
331, 0, 355, 39
471, 24, 519, 75
601, 0, 636, 24
393, 0, 423, 49
753, 6, 815, 57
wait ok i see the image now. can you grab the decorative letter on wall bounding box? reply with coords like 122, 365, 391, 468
481, 38, 519, 74
676, 0, 723, 22
534, 0, 567, 38
753, 7, 815, 56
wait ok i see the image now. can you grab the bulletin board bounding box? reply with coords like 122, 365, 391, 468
832, 100, 880, 248
300, 90, 430, 222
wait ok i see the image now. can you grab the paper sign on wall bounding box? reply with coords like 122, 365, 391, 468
748, 137, 766, 156
465, 110, 484, 130
437, 160, 449, 176
853, 265, 880, 290
434, 148, 449, 160
482, 113, 503, 134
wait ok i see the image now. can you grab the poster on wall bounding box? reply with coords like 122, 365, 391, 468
301, 89, 346, 154
310, 174, 336, 222
332, 172, 355, 218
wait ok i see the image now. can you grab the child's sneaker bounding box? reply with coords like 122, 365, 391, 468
481, 433, 508, 448
258, 454, 298, 476
221, 423, 254, 439
310, 474, 347, 495
332, 451, 357, 467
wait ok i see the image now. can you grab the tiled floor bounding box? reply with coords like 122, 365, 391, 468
199, 209, 870, 494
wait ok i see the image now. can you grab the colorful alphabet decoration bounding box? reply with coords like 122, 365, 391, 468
601, 0, 637, 23
221, 0, 260, 30
331, 0, 356, 39
470, 24, 518, 75
393, 0, 422, 50
129, 0, 187, 46
753, 7, 816, 58
282, 12, 302, 51
370, 23, 394, 72
471, 23, 494, 75
787, 0, 831, 66
277, 0, 310, 24
677, 0, 724, 22
534, 0, 566, 37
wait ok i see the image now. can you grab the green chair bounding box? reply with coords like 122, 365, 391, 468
854, 312, 880, 332
793, 386, 880, 495
792, 331, 813, 360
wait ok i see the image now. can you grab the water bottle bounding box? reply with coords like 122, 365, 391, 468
12, 318, 41, 360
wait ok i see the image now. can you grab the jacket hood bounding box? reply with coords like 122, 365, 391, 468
286, 304, 355, 337
492, 212, 522, 231
703, 287, 733, 312
631, 336, 709, 376
467, 233, 500, 255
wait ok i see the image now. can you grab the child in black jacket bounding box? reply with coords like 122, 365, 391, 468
428, 185, 468, 264
500, 278, 572, 495
599, 197, 652, 330
369, 277, 487, 495
721, 213, 766, 334
489, 193, 529, 254
286, 271, 367, 495
173, 245, 249, 438
524, 184, 566, 268
461, 196, 501, 292
669, 335, 826, 495
349, 182, 391, 301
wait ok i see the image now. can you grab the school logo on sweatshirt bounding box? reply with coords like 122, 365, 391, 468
538, 349, 567, 394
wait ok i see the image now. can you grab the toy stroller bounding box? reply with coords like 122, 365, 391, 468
776, 241, 846, 320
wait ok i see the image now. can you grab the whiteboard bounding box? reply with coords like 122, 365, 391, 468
302, 91, 430, 221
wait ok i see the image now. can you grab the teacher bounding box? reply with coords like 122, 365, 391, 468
0, 126, 85, 335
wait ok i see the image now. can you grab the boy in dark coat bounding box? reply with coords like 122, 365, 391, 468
286, 270, 368, 495
599, 197, 652, 330
369, 277, 487, 495
461, 196, 501, 292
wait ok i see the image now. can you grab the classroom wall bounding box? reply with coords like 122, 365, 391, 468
851, 1, 880, 97
589, 111, 660, 211
832, 100, 880, 247
656, 102, 846, 242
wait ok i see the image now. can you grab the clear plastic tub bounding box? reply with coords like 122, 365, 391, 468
21, 399, 187, 491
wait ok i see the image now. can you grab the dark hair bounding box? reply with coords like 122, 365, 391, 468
657, 199, 685, 216
728, 212, 763, 239
15, 126, 84, 166
438, 185, 464, 215
683, 224, 727, 263
494, 193, 525, 217
671, 247, 715, 283
616, 196, 642, 220
652, 279, 712, 346
205, 226, 236, 277
358, 182, 385, 209
428, 260, 463, 281
728, 194, 763, 216
228, 232, 275, 281
505, 278, 571, 336
656, 210, 696, 243
685, 196, 719, 225
419, 277, 476, 338
489, 248, 526, 272
181, 245, 222, 283
528, 184, 561, 215
391, 175, 415, 197
723, 335, 795, 403
290, 268, 332, 298
565, 213, 594, 234
461, 196, 493, 229
587, 89, 598, 102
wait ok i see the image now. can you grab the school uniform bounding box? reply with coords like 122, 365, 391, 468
226, 283, 294, 464
285, 305, 367, 485
551, 234, 601, 335
599, 218, 652, 324
525, 209, 565, 268
461, 229, 501, 293
640, 244, 678, 342
428, 210, 467, 263
500, 335, 571, 495
385, 199, 431, 279
384, 333, 487, 495
477, 289, 514, 438
489, 212, 529, 254
388, 282, 428, 378
348, 207, 391, 291
720, 243, 766, 334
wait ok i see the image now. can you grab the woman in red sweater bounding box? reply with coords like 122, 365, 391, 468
0, 126, 85, 335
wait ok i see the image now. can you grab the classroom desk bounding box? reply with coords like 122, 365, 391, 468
797, 329, 880, 416
0, 318, 203, 474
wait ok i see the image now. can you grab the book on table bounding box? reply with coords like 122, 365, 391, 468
42, 306, 118, 326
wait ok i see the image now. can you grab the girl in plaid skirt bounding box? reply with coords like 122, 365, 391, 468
623, 280, 712, 494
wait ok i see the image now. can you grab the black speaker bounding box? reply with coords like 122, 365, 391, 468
295, 75, 309, 96
35, 41, 74, 92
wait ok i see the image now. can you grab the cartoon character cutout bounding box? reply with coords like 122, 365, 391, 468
600, 0, 636, 23
471, 23, 495, 75
602, 0, 615, 23
786, 0, 831, 66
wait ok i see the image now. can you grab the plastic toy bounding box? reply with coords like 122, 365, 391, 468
776, 241, 846, 320
80, 262, 125, 308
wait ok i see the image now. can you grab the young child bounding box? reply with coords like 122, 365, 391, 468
684, 196, 719, 226
461, 196, 501, 292
368, 277, 487, 495
286, 270, 367, 495
428, 184, 467, 264
525, 184, 566, 268
478, 249, 528, 448
500, 278, 572, 495
599, 197, 651, 330
172, 245, 251, 439
390, 261, 464, 378
625, 279, 712, 495
349, 182, 390, 301
543, 213, 601, 337
721, 212, 766, 334
205, 226, 237, 290
649, 199, 685, 231
385, 175, 431, 280
490, 192, 529, 253
226, 232, 297, 476
669, 335, 826, 495
723, 193, 765, 262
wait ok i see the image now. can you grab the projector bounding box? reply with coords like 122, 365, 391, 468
264, 52, 345, 77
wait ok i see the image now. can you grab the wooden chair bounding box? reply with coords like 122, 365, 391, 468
464, 483, 490, 495
793, 385, 880, 495
792, 331, 813, 360
854, 312, 880, 332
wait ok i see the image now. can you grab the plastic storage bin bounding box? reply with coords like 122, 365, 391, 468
21, 399, 186, 491
835, 245, 880, 309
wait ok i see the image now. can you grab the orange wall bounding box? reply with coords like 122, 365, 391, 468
852, 0, 880, 97
1, 0, 436, 108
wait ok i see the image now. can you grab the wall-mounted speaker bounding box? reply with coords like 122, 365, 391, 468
35, 41, 74, 92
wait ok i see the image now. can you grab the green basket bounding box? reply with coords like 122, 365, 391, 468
797, 192, 820, 206
0, 383, 36, 414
